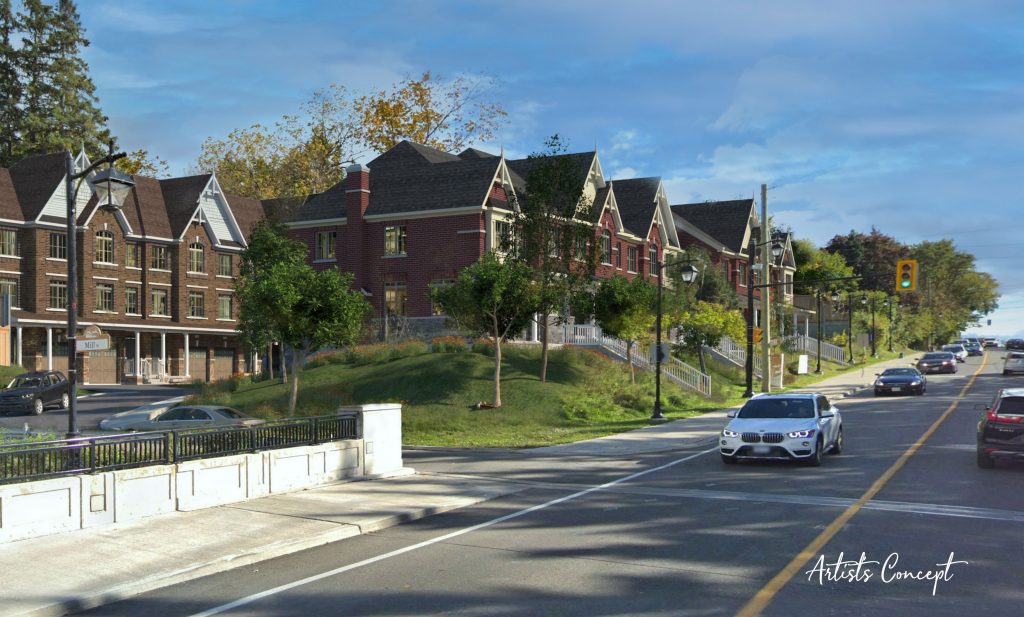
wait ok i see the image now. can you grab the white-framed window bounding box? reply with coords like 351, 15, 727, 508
94, 231, 114, 263
494, 220, 515, 252
49, 233, 67, 260
601, 230, 612, 265
384, 225, 407, 256
649, 245, 658, 276
615, 243, 622, 268
737, 262, 748, 287
151, 289, 168, 316
0, 278, 16, 306
48, 280, 67, 310
126, 243, 140, 268
315, 231, 336, 260
218, 254, 232, 276
627, 246, 637, 273
94, 283, 114, 312
0, 229, 17, 257
188, 242, 205, 273
125, 287, 140, 315
217, 294, 232, 319
151, 245, 169, 270
385, 282, 407, 316
188, 291, 205, 318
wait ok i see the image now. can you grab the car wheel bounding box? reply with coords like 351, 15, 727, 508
918, 386, 925, 395
59, 393, 69, 409
32, 398, 43, 416
721, 453, 738, 465
806, 438, 824, 466
977, 450, 995, 469
831, 427, 844, 455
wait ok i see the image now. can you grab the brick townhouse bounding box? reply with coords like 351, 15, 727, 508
0, 151, 263, 384
284, 140, 701, 330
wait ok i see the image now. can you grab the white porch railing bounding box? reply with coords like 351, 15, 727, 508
715, 336, 763, 377
784, 335, 848, 365
123, 358, 167, 381
568, 325, 712, 397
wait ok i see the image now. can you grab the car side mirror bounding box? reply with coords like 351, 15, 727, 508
820, 412, 835, 419
727, 410, 736, 418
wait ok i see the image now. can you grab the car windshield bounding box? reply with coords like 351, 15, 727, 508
942, 345, 964, 352
922, 353, 951, 360
881, 369, 917, 376
738, 398, 815, 419
1008, 353, 1024, 359
10, 377, 40, 388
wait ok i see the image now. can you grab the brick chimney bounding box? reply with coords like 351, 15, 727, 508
344, 163, 370, 290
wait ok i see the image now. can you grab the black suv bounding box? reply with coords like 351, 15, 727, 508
977, 388, 1024, 468
1005, 339, 1024, 351
0, 371, 71, 416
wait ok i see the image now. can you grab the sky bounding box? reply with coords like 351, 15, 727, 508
74, 0, 1024, 337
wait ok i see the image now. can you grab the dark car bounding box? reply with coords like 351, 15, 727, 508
1005, 339, 1024, 351
977, 388, 1024, 468
873, 367, 927, 396
964, 342, 984, 356
916, 351, 958, 374
0, 370, 71, 416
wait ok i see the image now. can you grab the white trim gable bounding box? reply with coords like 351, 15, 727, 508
597, 184, 626, 233
178, 175, 248, 248
648, 182, 682, 249
40, 150, 136, 236
482, 158, 519, 213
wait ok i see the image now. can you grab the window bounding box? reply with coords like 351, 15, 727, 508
315, 231, 336, 260
218, 294, 232, 319
188, 242, 205, 273
126, 243, 140, 268
125, 288, 139, 315
218, 254, 232, 276
615, 243, 622, 268
385, 225, 407, 256
0, 229, 16, 257
494, 220, 516, 252
151, 245, 168, 270
49, 233, 67, 260
573, 235, 587, 261
94, 231, 114, 263
627, 246, 637, 272
189, 291, 205, 318
601, 231, 612, 264
649, 245, 658, 276
95, 283, 114, 312
429, 280, 453, 316
784, 273, 793, 295
737, 262, 748, 287
385, 282, 407, 316
151, 289, 168, 316
0, 278, 18, 306
48, 280, 67, 309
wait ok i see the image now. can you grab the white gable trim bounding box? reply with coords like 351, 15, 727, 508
176, 175, 248, 248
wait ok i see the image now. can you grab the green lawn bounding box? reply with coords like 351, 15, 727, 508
188, 345, 731, 448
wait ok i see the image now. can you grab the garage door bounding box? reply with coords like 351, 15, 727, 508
87, 349, 118, 384
213, 349, 234, 381
189, 350, 208, 382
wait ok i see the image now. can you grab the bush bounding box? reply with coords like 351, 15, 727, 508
472, 337, 496, 356
431, 336, 468, 353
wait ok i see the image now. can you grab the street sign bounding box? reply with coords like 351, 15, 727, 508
78, 336, 110, 352
81, 325, 104, 340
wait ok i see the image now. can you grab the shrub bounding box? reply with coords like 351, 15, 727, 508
431, 336, 468, 353
472, 337, 496, 356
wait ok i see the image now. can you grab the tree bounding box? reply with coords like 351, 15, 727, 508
506, 134, 597, 382
825, 227, 907, 292
0, 0, 21, 166
793, 239, 856, 295
117, 148, 169, 178
593, 275, 657, 383
195, 124, 294, 199
431, 252, 538, 407
673, 300, 746, 374
353, 71, 507, 154
237, 223, 369, 416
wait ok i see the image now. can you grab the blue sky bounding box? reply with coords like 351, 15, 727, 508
79, 0, 1024, 336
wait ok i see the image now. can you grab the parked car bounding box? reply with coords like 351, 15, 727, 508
1003, 352, 1024, 376
0, 371, 70, 416
874, 367, 927, 396
941, 344, 968, 363
1005, 339, 1024, 351
916, 351, 958, 374
99, 405, 263, 431
977, 388, 1024, 468
720, 393, 842, 466
964, 342, 984, 357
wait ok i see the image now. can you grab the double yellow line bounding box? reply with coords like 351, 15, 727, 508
734, 354, 989, 617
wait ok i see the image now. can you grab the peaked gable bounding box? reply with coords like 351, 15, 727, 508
671, 199, 758, 254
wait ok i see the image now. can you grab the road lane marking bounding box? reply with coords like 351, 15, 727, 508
734, 353, 989, 617
188, 446, 720, 617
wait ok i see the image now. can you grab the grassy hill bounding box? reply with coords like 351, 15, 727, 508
189, 344, 735, 448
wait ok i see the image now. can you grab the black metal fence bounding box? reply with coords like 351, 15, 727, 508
0, 413, 360, 485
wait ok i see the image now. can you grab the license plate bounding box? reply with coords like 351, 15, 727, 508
891, 387, 901, 392
752, 446, 771, 455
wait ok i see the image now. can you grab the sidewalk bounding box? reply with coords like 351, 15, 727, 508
0, 357, 911, 617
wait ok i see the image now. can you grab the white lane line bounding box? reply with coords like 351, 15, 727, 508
188, 446, 720, 617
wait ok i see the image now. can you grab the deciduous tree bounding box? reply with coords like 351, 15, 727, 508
593, 275, 657, 383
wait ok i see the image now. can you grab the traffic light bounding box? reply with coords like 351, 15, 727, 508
896, 259, 918, 292
753, 327, 763, 343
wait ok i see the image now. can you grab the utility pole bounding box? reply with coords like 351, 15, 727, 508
760, 184, 771, 392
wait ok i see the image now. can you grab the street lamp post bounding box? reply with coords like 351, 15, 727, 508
884, 298, 894, 352
652, 258, 699, 420
65, 142, 133, 438
862, 295, 877, 357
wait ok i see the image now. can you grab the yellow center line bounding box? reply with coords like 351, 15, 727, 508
734, 353, 989, 617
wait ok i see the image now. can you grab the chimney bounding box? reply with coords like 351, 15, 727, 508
344, 163, 370, 290
345, 163, 370, 219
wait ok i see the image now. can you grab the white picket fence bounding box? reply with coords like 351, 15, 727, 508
784, 334, 848, 365
714, 336, 763, 377
568, 325, 712, 397
123, 357, 166, 381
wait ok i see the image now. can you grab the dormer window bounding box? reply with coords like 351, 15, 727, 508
188, 242, 205, 273
94, 231, 114, 264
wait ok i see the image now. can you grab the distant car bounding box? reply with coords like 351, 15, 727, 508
874, 367, 927, 396
964, 342, 984, 357
720, 393, 842, 466
1005, 339, 1024, 351
99, 405, 263, 432
941, 344, 968, 363
1003, 352, 1024, 376
916, 351, 958, 374
0, 371, 70, 416
983, 338, 999, 348
977, 388, 1024, 468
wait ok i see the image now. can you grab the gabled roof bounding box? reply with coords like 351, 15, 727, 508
0, 169, 20, 221
285, 183, 345, 223
160, 175, 213, 238
370, 140, 463, 168
227, 193, 265, 243
7, 152, 66, 220
612, 177, 662, 238
458, 148, 497, 160
367, 156, 506, 216
670, 199, 757, 253
505, 152, 596, 194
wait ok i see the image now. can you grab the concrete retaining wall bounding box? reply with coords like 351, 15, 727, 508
0, 404, 403, 544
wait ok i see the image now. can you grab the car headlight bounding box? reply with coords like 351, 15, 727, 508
874, 380, 883, 387
787, 429, 817, 438
20, 393, 34, 399
910, 380, 921, 385
722, 428, 740, 438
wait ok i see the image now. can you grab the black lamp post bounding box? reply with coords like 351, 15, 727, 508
742, 234, 785, 397
652, 258, 699, 420
884, 298, 894, 352
862, 295, 878, 357
847, 292, 854, 361
65, 142, 132, 438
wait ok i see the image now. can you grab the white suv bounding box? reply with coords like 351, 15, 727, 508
720, 393, 843, 466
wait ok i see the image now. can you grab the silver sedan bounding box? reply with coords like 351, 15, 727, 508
99, 405, 263, 432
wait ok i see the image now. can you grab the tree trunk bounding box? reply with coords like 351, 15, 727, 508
288, 348, 306, 417
493, 315, 502, 407
279, 343, 287, 384
626, 340, 635, 383
267, 342, 274, 380
540, 314, 549, 383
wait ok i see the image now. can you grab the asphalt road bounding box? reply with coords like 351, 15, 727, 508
80, 352, 1024, 616
0, 385, 192, 434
